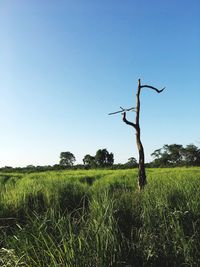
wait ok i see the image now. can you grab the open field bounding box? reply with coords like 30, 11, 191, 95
0, 168, 200, 266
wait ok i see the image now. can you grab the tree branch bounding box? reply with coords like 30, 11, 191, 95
122, 112, 136, 128
140, 85, 165, 93
108, 107, 136, 115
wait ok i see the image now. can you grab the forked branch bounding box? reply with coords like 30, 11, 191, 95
122, 112, 136, 128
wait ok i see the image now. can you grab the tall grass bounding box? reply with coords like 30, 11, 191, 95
0, 168, 200, 266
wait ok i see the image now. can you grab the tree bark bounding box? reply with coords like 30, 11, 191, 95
135, 79, 146, 190
135, 126, 147, 190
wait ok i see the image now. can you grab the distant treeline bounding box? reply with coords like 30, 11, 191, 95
150, 144, 200, 167
1, 144, 200, 172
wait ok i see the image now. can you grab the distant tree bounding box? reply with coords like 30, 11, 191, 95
83, 154, 96, 168
151, 143, 200, 167
151, 151, 170, 167
164, 144, 184, 165
151, 144, 183, 167
95, 149, 114, 167
4, 166, 13, 169
126, 157, 138, 168
59, 152, 76, 166
182, 144, 200, 166
26, 165, 35, 169
151, 148, 163, 159
107, 152, 114, 166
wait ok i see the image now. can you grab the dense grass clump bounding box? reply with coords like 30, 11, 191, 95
0, 168, 200, 266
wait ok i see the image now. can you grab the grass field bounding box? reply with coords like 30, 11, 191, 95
0, 168, 200, 266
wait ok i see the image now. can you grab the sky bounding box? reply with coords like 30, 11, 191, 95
0, 0, 200, 167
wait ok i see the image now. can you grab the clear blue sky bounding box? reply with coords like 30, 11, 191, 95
0, 0, 200, 167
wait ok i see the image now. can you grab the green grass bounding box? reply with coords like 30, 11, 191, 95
0, 168, 200, 266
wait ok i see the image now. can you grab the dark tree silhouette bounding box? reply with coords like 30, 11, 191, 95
83, 154, 96, 168
60, 152, 76, 166
126, 157, 138, 168
95, 149, 114, 167
109, 79, 165, 190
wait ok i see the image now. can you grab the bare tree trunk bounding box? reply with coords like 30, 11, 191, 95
110, 78, 165, 190
135, 79, 146, 190
123, 79, 146, 190
136, 127, 147, 190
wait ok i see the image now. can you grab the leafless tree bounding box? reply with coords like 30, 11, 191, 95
109, 79, 165, 190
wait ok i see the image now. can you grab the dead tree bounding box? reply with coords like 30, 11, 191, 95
109, 79, 165, 190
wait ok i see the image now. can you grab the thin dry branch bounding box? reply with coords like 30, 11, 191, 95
140, 85, 165, 93
108, 107, 136, 115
